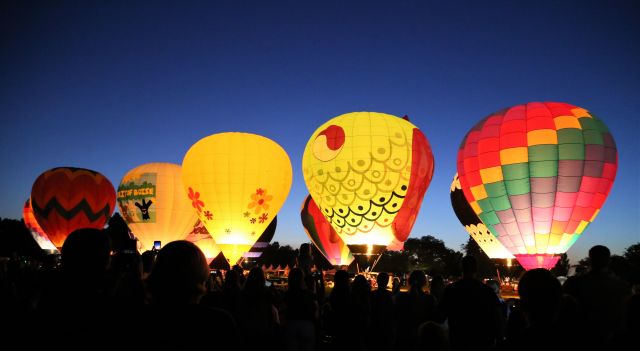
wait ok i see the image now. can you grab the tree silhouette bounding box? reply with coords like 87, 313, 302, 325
403, 235, 462, 277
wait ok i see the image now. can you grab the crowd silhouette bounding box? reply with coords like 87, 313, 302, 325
0, 228, 637, 350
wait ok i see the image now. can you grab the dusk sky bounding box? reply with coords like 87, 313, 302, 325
1, 0, 638, 263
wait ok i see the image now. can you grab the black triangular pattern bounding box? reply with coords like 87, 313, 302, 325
32, 197, 112, 222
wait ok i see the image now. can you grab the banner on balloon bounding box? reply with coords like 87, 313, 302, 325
117, 163, 197, 252
117, 173, 157, 223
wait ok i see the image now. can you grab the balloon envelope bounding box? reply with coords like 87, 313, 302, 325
117, 162, 197, 251
22, 199, 57, 252
457, 102, 617, 269
302, 112, 434, 268
182, 132, 293, 265
186, 219, 220, 263
450, 173, 513, 259
244, 215, 277, 259
301, 195, 354, 267
30, 167, 116, 248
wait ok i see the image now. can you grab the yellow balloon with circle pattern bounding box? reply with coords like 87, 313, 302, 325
302, 112, 434, 256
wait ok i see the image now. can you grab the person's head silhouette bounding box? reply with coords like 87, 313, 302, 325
408, 270, 427, 292
146, 240, 209, 304
518, 268, 562, 324
244, 266, 266, 293
334, 269, 350, 290
461, 255, 477, 278
376, 272, 389, 290
588, 245, 611, 272
288, 267, 305, 291
61, 228, 111, 279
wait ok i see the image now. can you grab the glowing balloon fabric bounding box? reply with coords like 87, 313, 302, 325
301, 195, 354, 267
30, 167, 116, 248
117, 163, 197, 251
457, 102, 617, 269
182, 132, 293, 265
186, 219, 220, 263
302, 112, 434, 264
450, 174, 513, 259
22, 199, 57, 252
244, 216, 277, 259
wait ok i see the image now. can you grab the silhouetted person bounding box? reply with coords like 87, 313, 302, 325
395, 270, 437, 350
439, 256, 503, 351
370, 272, 394, 351
486, 279, 509, 324
200, 267, 243, 323
141, 250, 156, 280
36, 228, 112, 343
391, 276, 401, 297
232, 264, 246, 286
298, 243, 313, 277
564, 245, 631, 347
350, 274, 371, 350
500, 269, 574, 351
143, 241, 236, 347
325, 269, 351, 347
240, 267, 281, 348
109, 246, 145, 308
283, 268, 318, 351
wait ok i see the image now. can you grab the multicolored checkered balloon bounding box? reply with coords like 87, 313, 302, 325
457, 102, 618, 270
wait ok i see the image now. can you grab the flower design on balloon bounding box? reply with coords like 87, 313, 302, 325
204, 210, 213, 221
259, 212, 269, 223
188, 187, 205, 212
248, 188, 273, 214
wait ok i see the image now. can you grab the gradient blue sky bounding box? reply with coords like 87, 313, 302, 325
1, 0, 638, 263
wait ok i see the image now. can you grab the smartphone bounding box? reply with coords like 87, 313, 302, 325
153, 241, 162, 250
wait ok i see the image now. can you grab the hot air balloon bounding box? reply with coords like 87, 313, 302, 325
387, 238, 404, 251
457, 102, 617, 270
302, 112, 434, 269
301, 195, 354, 267
117, 162, 197, 251
182, 132, 293, 265
450, 173, 514, 259
186, 219, 220, 263
30, 167, 116, 248
243, 215, 277, 261
22, 199, 58, 253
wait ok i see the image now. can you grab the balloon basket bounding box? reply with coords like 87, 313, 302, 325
347, 244, 386, 272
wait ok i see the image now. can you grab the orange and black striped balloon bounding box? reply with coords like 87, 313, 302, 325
30, 167, 116, 248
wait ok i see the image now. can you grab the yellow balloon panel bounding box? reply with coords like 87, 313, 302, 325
182, 132, 293, 265
117, 163, 198, 251
186, 219, 220, 263
302, 112, 419, 247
